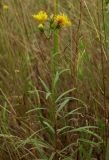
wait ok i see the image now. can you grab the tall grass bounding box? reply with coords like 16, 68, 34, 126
0, 0, 109, 159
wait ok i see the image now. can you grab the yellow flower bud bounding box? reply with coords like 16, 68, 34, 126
38, 24, 44, 32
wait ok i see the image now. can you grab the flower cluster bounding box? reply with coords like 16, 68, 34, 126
54, 14, 71, 27
32, 11, 48, 23
32, 10, 71, 32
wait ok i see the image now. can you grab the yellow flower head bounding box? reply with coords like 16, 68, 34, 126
3, 4, 9, 10
32, 11, 48, 23
54, 13, 71, 27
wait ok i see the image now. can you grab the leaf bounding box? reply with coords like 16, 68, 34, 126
53, 69, 69, 88
26, 107, 46, 114
80, 129, 102, 141
57, 97, 87, 108
0, 134, 15, 138
39, 77, 50, 93
60, 126, 98, 135
17, 136, 52, 152
53, 71, 59, 89
56, 88, 76, 103
46, 92, 52, 100
78, 138, 100, 147
64, 107, 81, 118
43, 121, 55, 134
58, 126, 72, 134
56, 99, 70, 117
59, 142, 76, 154
71, 97, 87, 107
31, 138, 51, 149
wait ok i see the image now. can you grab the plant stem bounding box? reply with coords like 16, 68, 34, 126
52, 0, 59, 75
54, 0, 59, 14
51, 1, 59, 159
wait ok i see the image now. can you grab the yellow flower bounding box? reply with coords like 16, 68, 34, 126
32, 11, 48, 23
3, 4, 9, 10
54, 13, 71, 27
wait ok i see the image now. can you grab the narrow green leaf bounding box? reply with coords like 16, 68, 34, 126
53, 69, 69, 88
56, 88, 76, 103
26, 107, 46, 114
60, 126, 98, 135
39, 77, 50, 93
43, 121, 55, 134
64, 107, 81, 118
58, 126, 72, 134
46, 92, 52, 100
56, 99, 70, 117
78, 138, 100, 146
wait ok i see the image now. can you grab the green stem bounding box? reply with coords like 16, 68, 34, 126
51, 1, 59, 159
51, 0, 59, 75
54, 0, 58, 14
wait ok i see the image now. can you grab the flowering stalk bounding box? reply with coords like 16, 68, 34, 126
32, 7, 71, 159
51, 1, 59, 159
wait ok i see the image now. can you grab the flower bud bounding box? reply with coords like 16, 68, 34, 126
38, 23, 44, 32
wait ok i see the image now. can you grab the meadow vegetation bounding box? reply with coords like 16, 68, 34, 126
0, 0, 109, 159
